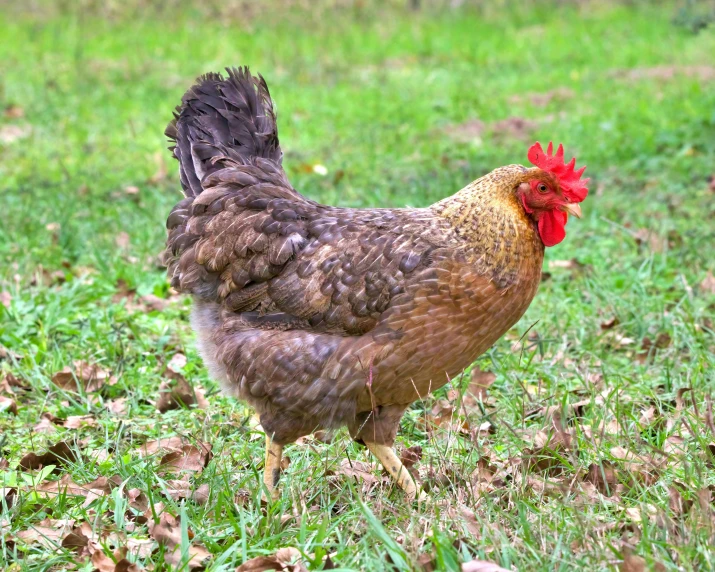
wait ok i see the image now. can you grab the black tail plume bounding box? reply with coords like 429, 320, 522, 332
165, 66, 282, 197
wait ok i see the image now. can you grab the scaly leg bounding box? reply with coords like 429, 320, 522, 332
364, 441, 427, 502
263, 435, 283, 501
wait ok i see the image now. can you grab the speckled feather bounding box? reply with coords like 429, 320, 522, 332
163, 68, 544, 445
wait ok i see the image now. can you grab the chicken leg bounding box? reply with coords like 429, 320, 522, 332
364, 441, 427, 501
263, 436, 283, 501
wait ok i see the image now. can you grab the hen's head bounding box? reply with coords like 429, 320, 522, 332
517, 142, 589, 247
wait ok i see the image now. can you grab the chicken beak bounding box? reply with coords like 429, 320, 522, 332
561, 202, 582, 219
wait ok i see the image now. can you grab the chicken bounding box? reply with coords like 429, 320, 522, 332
163, 67, 589, 501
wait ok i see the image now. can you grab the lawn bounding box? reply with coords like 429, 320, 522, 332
1, 0, 714, 570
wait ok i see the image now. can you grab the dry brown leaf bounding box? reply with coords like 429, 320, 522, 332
192, 483, 210, 505
399, 445, 422, 470
585, 462, 619, 496
668, 485, 693, 517
619, 548, 646, 572
634, 228, 667, 253
156, 375, 208, 413
126, 537, 155, 559
64, 414, 97, 429
167, 353, 187, 374
33, 412, 59, 433
51, 360, 116, 393
548, 258, 586, 271
16, 518, 75, 549
333, 458, 381, 485
0, 124, 30, 143
600, 316, 619, 330
462, 560, 510, 572
139, 293, 170, 312
447, 504, 482, 539
158, 442, 213, 474
148, 511, 211, 570
19, 440, 80, 471
0, 395, 17, 415
467, 367, 496, 401
115, 231, 131, 250
425, 399, 455, 429
699, 271, 715, 295
237, 547, 308, 572
706, 443, 715, 468
127, 488, 150, 513
4, 104, 24, 119
140, 436, 187, 456
106, 397, 128, 415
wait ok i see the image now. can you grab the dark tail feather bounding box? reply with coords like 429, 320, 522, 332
165, 66, 282, 197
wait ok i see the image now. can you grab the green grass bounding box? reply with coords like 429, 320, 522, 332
1, 1, 715, 570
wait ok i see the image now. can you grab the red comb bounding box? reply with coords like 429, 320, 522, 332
527, 142, 589, 202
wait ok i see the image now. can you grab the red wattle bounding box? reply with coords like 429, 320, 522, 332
538, 210, 567, 247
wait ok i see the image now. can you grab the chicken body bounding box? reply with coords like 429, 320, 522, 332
163, 68, 577, 499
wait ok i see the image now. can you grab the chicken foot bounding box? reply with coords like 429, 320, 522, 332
364, 441, 427, 502
263, 436, 283, 501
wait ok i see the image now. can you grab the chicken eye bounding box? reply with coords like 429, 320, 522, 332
537, 183, 548, 193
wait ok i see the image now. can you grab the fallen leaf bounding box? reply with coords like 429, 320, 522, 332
619, 547, 646, 572
600, 316, 619, 330
548, 258, 586, 271
167, 353, 187, 374
156, 375, 208, 412
0, 291, 11, 308
64, 414, 97, 429
19, 440, 80, 471
634, 228, 667, 252
124, 185, 140, 195
139, 293, 170, 312
0, 395, 17, 415
192, 483, 210, 505
33, 413, 59, 434
237, 547, 308, 571
447, 504, 482, 539
106, 398, 128, 415
148, 511, 211, 570
467, 367, 496, 401
584, 462, 619, 496
159, 443, 213, 474
333, 458, 381, 485
36, 474, 120, 502
127, 488, 150, 513
399, 445, 422, 470
4, 104, 24, 119
700, 271, 715, 295
16, 518, 74, 549
115, 231, 131, 250
0, 124, 31, 143
51, 360, 116, 393
140, 436, 187, 456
